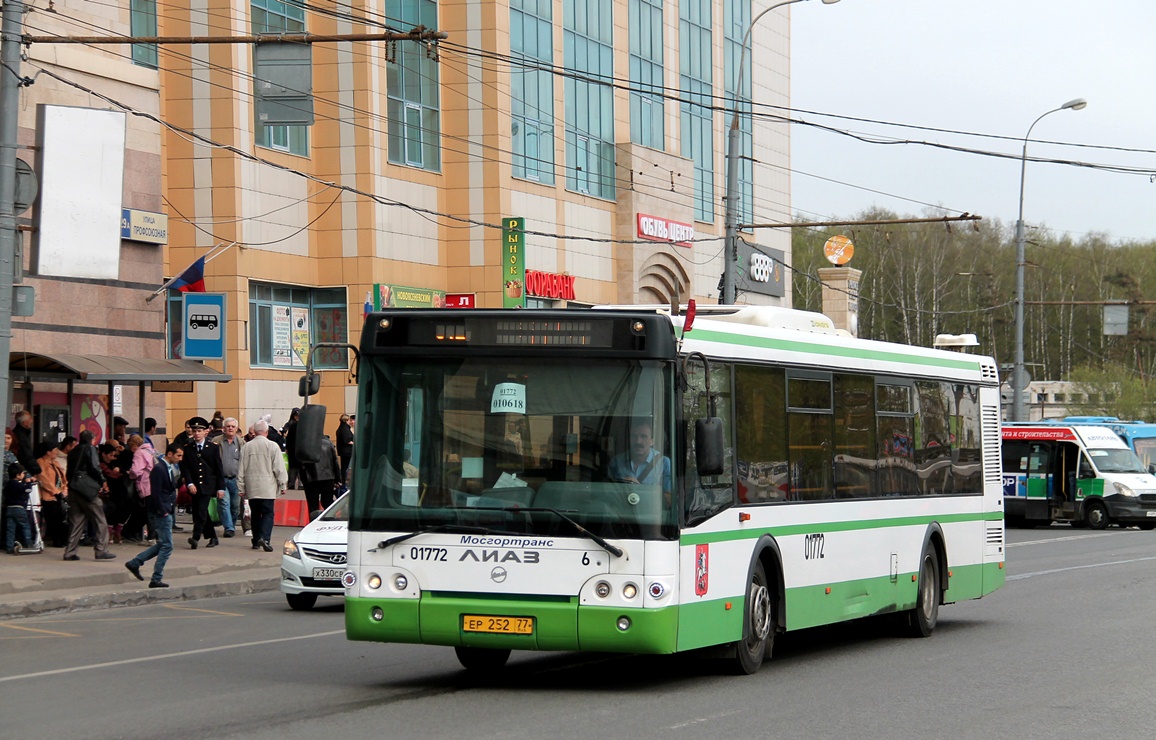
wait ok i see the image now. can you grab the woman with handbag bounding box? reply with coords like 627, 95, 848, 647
35, 441, 68, 547
121, 435, 154, 544
62, 430, 116, 561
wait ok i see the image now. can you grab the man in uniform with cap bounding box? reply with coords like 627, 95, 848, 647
179, 416, 226, 549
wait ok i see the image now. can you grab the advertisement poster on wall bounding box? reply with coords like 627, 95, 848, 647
291, 306, 310, 367
502, 217, 525, 308
30, 392, 110, 444
272, 305, 293, 366
374, 284, 446, 309
312, 307, 348, 368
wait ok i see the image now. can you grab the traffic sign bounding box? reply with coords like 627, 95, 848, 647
182, 293, 227, 360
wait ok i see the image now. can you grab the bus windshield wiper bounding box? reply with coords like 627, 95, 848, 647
377, 524, 522, 549
473, 507, 623, 557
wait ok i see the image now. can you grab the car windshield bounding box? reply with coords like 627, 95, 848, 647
349, 356, 677, 540
1087, 448, 1149, 474
320, 494, 349, 522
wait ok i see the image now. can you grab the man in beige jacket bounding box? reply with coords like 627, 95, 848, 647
237, 419, 286, 552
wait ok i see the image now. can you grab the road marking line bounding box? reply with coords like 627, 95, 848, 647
1007, 532, 1119, 547
669, 709, 742, 729
161, 604, 244, 617
1007, 555, 1156, 581
33, 615, 220, 624
0, 623, 80, 638
0, 630, 345, 683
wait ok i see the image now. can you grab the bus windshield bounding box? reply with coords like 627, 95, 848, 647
350, 356, 677, 540
1131, 438, 1156, 469
1087, 448, 1149, 474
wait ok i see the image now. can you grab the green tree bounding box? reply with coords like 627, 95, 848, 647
1066, 365, 1156, 421
790, 211, 1156, 392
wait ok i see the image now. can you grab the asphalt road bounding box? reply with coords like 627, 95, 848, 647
4, 525, 1156, 739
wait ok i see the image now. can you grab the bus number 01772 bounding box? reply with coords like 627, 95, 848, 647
804, 533, 825, 560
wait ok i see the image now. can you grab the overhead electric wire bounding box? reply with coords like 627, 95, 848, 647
28, 2, 1156, 251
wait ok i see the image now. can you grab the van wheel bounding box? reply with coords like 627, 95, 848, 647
732, 561, 774, 675
1084, 500, 1109, 530
286, 592, 318, 611
902, 552, 939, 638
454, 647, 511, 671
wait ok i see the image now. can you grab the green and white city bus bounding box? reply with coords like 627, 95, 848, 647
320, 305, 1005, 673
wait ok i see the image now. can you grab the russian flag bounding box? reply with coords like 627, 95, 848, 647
161, 256, 206, 293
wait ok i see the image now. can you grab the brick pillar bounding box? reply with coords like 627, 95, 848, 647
818, 267, 862, 337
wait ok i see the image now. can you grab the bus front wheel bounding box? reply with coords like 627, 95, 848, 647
903, 552, 939, 638
455, 646, 511, 671
732, 561, 774, 675
1084, 500, 1109, 530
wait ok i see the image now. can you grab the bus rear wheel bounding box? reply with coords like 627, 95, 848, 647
454, 646, 511, 671
903, 552, 939, 638
1084, 500, 1109, 530
732, 561, 773, 675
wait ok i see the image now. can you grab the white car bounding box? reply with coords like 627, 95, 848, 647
280, 493, 348, 611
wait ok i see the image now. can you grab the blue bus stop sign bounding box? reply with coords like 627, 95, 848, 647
182, 293, 227, 361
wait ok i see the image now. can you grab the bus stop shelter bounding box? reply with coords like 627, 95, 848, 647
8, 351, 231, 440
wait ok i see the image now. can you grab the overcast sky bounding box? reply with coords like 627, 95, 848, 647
790, 0, 1156, 244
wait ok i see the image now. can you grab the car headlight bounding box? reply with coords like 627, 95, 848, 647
1113, 482, 1137, 497
283, 539, 301, 558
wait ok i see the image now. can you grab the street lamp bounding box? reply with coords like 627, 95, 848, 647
1011, 97, 1086, 421
722, 0, 840, 305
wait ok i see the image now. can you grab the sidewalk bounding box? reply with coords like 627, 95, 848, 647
1, 508, 300, 620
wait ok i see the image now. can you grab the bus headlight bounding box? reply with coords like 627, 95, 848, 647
1114, 482, 1137, 497
392, 574, 408, 591
594, 581, 612, 598
367, 574, 382, 590
622, 583, 638, 600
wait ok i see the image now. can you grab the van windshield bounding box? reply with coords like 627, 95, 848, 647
1087, 448, 1149, 474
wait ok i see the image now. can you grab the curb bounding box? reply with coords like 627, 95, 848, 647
0, 571, 282, 620
0, 557, 280, 597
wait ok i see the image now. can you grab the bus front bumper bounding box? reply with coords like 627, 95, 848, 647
345, 594, 680, 654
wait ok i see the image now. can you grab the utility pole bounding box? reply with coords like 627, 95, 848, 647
0, 1, 27, 426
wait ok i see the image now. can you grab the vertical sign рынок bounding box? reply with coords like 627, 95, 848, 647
502, 217, 525, 308
182, 292, 227, 361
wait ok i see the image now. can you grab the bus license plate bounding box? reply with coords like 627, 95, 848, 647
462, 615, 534, 635
312, 567, 344, 581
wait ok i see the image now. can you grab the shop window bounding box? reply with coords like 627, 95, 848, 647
246, 282, 348, 369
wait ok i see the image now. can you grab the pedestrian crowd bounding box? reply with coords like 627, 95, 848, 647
0, 408, 354, 590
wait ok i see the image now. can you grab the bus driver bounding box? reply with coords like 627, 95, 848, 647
607, 419, 671, 495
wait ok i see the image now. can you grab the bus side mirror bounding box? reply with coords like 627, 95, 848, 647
295, 404, 327, 464
298, 373, 320, 398
1149, 463, 1156, 476
695, 417, 725, 476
